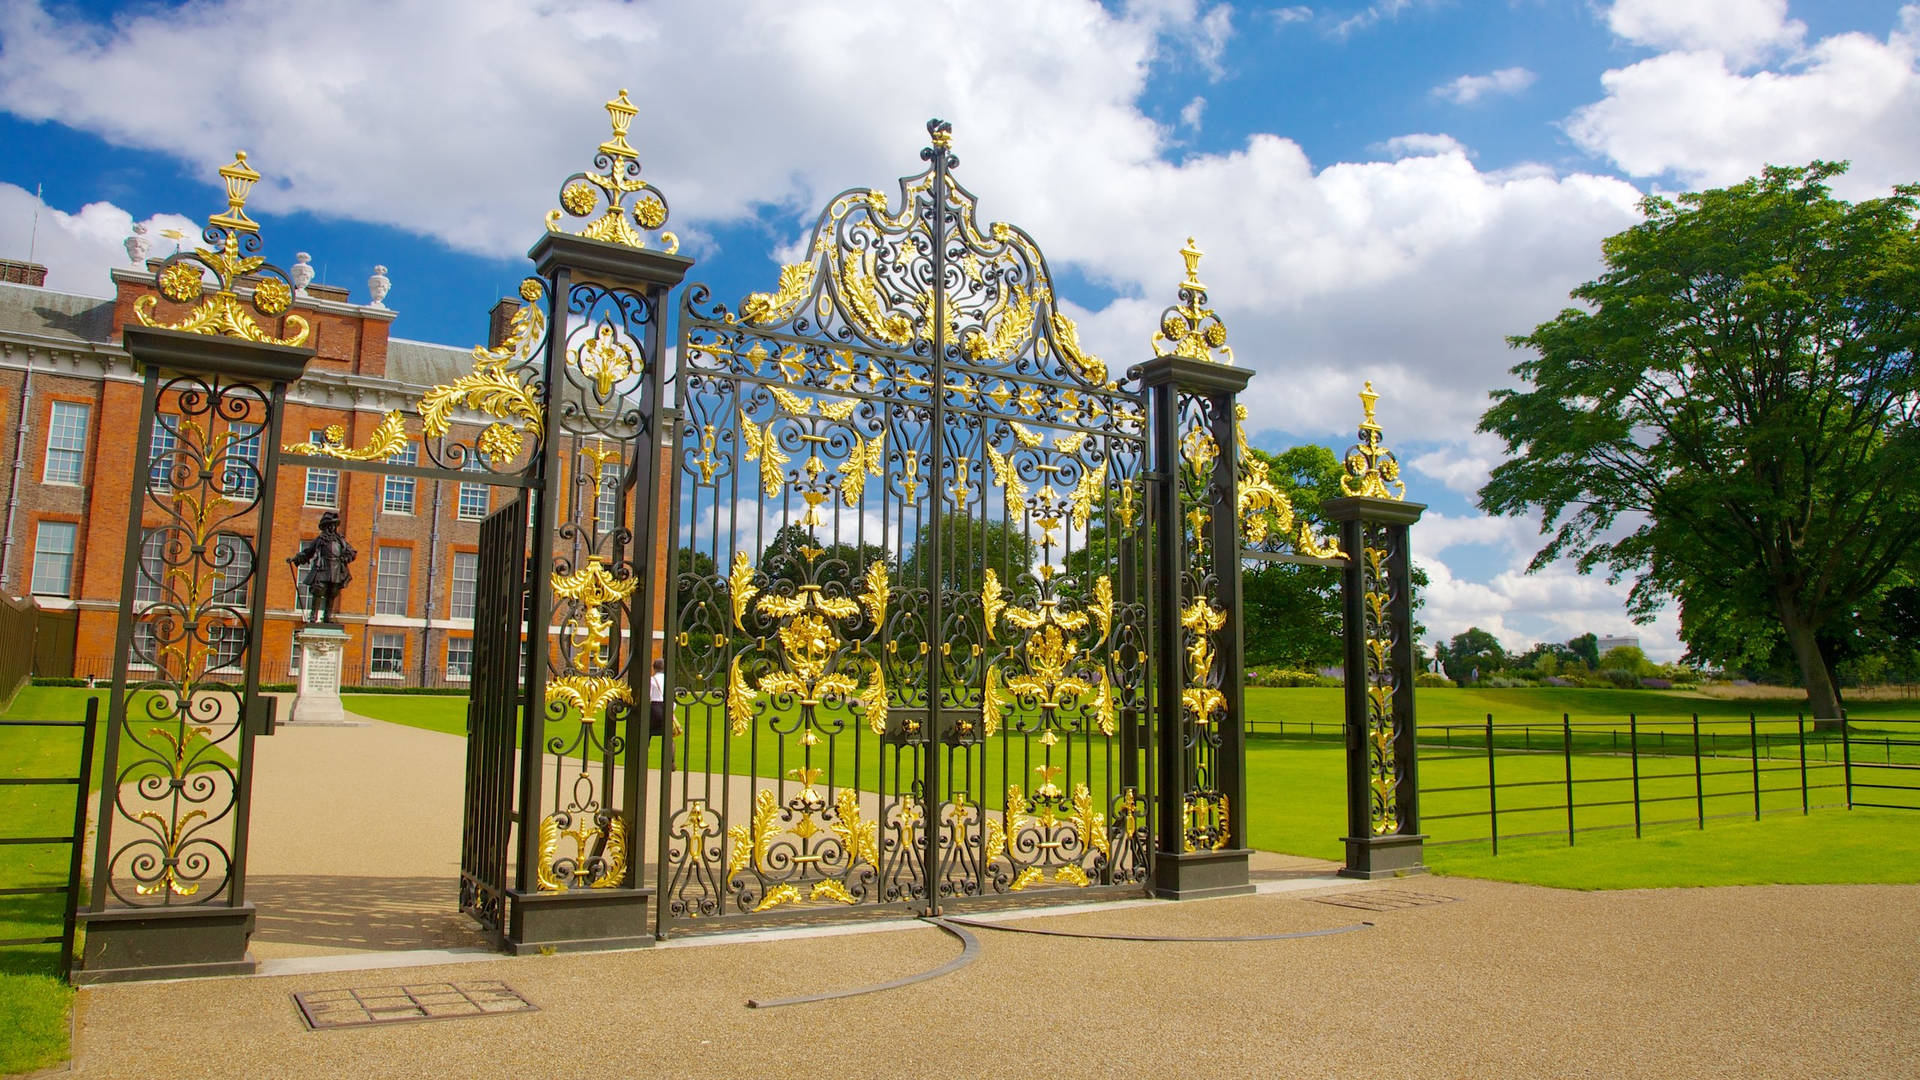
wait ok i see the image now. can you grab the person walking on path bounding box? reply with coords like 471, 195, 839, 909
650, 657, 673, 772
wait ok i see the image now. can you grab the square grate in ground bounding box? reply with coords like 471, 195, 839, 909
1306, 890, 1458, 912
293, 980, 538, 1030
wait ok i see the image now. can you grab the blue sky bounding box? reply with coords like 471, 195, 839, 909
3, 0, 1918, 661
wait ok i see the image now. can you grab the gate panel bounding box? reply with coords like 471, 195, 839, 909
662, 121, 1151, 928
460, 496, 527, 938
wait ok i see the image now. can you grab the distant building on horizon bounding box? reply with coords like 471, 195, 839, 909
1596, 634, 1640, 654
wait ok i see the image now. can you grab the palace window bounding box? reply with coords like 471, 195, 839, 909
43, 401, 89, 484
30, 520, 77, 596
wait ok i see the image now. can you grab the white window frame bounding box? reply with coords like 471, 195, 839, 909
374, 545, 412, 615
42, 401, 89, 485
445, 636, 473, 681
149, 417, 178, 495
368, 631, 406, 678
30, 520, 78, 597
383, 442, 417, 514
304, 430, 339, 508
449, 550, 478, 620
224, 422, 262, 501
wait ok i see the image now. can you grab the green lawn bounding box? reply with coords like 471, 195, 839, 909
0, 682, 1912, 1077
0, 690, 93, 1077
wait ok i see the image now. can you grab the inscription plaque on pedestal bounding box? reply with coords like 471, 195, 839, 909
289, 626, 354, 725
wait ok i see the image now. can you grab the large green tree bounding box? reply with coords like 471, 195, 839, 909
1479, 162, 1920, 720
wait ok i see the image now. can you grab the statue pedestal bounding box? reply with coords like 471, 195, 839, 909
289, 626, 355, 726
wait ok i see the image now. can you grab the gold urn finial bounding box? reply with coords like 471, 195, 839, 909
1340, 380, 1405, 500
208, 151, 261, 234
1151, 237, 1232, 364
1179, 236, 1205, 290
1358, 380, 1381, 431
598, 89, 639, 160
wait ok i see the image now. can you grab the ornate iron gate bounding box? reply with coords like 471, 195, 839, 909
659, 122, 1151, 926
459, 496, 527, 940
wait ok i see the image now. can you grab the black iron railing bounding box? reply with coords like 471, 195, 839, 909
1413, 714, 1920, 853
0, 698, 99, 977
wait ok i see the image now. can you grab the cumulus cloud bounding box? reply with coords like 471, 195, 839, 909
1180, 95, 1207, 130
1375, 132, 1467, 159
1604, 0, 1805, 68
1572, 5, 1920, 197
1414, 510, 1685, 661
0, 183, 196, 297
1431, 67, 1536, 106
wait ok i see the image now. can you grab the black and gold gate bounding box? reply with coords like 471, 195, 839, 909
660, 122, 1153, 925
458, 496, 526, 941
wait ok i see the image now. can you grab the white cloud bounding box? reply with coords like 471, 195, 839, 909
0, 183, 197, 297
1571, 6, 1920, 197
1330, 0, 1426, 39
1267, 5, 1313, 27
1375, 132, 1467, 159
1604, 0, 1805, 68
1409, 434, 1508, 497
1180, 95, 1207, 130
1431, 67, 1536, 106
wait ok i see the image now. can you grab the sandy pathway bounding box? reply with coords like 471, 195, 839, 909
70, 874, 1919, 1078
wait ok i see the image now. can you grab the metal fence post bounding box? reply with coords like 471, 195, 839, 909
1692, 713, 1705, 828
1797, 716, 1809, 815
1841, 717, 1853, 809
1485, 713, 1497, 856
1629, 713, 1641, 839
1749, 714, 1761, 821
61, 697, 100, 978
1562, 713, 1575, 846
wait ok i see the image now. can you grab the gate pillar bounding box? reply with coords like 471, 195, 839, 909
1138, 242, 1253, 899
504, 93, 692, 953
1323, 384, 1427, 879
78, 153, 314, 983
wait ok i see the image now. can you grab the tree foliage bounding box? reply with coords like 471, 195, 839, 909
1479, 162, 1920, 719
1240, 443, 1426, 670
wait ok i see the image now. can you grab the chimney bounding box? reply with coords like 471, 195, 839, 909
0, 259, 48, 287
489, 297, 523, 349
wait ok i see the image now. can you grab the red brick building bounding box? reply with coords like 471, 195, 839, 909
0, 255, 528, 687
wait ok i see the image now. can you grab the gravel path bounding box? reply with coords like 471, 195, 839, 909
68, 715, 1918, 1078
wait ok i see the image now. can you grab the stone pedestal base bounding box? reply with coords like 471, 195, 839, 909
505, 888, 654, 954
75, 904, 257, 984
1338, 832, 1427, 880
1153, 848, 1255, 899
289, 626, 353, 725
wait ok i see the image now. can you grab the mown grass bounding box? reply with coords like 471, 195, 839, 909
0, 690, 94, 1077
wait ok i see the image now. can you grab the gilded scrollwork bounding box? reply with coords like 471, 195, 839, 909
134, 152, 310, 348
1341, 381, 1406, 500
1149, 238, 1231, 365
545, 90, 680, 253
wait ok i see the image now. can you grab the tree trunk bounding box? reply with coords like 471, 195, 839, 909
1777, 595, 1843, 730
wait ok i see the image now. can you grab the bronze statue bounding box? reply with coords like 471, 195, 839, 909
287, 511, 356, 624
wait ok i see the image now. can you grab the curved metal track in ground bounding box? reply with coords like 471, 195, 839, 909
934, 915, 1373, 943
744, 919, 981, 1009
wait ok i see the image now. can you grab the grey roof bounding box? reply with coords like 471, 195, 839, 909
385, 337, 472, 389
0, 281, 115, 345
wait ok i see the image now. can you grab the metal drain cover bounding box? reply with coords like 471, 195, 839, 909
294, 981, 538, 1030
1307, 890, 1457, 912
